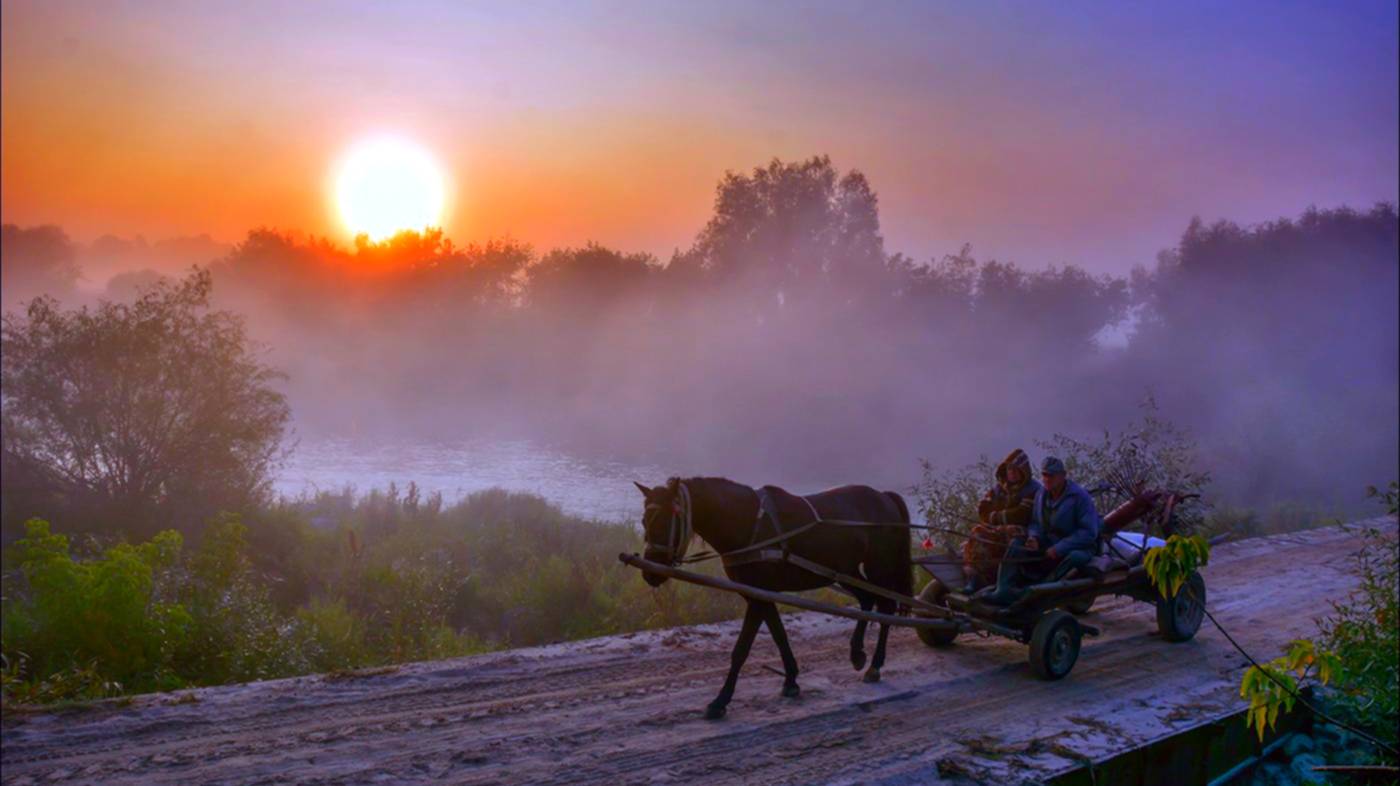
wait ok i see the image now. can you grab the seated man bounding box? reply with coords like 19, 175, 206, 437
961, 448, 1040, 593
987, 455, 1101, 605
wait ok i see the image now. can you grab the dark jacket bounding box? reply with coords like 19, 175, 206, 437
1029, 479, 1101, 555
976, 448, 1041, 528
977, 478, 1042, 528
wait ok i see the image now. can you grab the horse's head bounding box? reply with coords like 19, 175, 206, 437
633, 477, 693, 586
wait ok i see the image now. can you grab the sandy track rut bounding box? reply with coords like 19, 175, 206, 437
3, 520, 1391, 785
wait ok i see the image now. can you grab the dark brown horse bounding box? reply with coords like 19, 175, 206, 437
633, 476, 912, 720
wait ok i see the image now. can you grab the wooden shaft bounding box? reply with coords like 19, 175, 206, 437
619, 553, 958, 630
781, 552, 949, 616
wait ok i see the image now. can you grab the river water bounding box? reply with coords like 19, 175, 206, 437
275, 438, 873, 523
274, 438, 669, 523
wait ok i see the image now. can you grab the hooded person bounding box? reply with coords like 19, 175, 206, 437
960, 449, 1041, 593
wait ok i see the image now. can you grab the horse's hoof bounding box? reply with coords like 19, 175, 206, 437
850, 650, 867, 671
781, 682, 801, 699
862, 668, 882, 684
704, 703, 727, 720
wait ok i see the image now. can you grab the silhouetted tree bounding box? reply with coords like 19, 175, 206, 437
1, 225, 81, 311
525, 243, 657, 315
1, 269, 290, 538
1127, 204, 1399, 502
673, 156, 887, 303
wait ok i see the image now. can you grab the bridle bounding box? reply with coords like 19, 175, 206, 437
644, 481, 693, 565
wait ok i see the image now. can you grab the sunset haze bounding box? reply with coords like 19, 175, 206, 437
3, 0, 1396, 271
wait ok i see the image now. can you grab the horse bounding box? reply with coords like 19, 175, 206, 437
632, 476, 912, 720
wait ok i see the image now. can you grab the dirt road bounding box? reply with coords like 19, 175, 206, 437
2, 520, 1391, 785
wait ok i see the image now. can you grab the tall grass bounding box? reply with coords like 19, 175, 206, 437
1, 487, 742, 706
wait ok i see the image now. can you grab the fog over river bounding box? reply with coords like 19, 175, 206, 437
275, 439, 866, 524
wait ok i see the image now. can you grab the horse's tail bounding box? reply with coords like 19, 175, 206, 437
884, 490, 914, 600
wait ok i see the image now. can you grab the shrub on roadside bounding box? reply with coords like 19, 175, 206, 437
1317, 487, 1398, 757
1, 519, 189, 696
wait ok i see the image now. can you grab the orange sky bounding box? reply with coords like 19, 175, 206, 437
3, 1, 1397, 272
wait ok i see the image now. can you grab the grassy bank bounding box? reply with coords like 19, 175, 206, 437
1, 487, 743, 706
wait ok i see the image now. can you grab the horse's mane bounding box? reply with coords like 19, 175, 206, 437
680, 476, 756, 510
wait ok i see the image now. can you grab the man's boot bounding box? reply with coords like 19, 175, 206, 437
985, 558, 1024, 606
960, 567, 979, 595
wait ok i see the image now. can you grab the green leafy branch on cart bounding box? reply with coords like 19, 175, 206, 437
1142, 533, 1209, 598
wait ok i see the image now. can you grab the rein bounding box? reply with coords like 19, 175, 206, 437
681, 518, 1023, 566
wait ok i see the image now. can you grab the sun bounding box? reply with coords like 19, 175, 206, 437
333, 136, 447, 241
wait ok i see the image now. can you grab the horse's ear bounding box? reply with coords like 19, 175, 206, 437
633, 481, 652, 498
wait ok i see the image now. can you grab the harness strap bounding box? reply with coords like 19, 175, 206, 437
718, 520, 822, 565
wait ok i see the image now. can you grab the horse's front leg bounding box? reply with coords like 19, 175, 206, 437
864, 598, 895, 684
757, 601, 800, 698
848, 588, 874, 670
707, 600, 763, 720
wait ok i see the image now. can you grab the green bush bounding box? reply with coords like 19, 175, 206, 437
296, 597, 368, 672
173, 513, 308, 684
2, 519, 189, 696
1317, 511, 1398, 758
1234, 484, 1398, 762
915, 399, 1212, 546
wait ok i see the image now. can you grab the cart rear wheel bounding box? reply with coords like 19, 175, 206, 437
1029, 610, 1081, 680
1156, 571, 1205, 642
915, 580, 958, 647
1064, 597, 1095, 615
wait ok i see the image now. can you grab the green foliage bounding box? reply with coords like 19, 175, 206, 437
1236, 486, 1399, 757
1316, 516, 1399, 756
1142, 534, 1210, 597
1, 519, 190, 695
915, 400, 1213, 552
174, 513, 308, 684
0, 487, 749, 706
1366, 481, 1400, 516
1240, 640, 1340, 741
1, 655, 126, 705
1199, 503, 1339, 541
1, 268, 289, 539
296, 598, 368, 672
912, 456, 996, 553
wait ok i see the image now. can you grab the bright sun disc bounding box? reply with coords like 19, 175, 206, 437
334, 136, 446, 240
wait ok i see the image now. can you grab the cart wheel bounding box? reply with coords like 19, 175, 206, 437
1156, 571, 1205, 642
1064, 597, 1095, 615
1029, 610, 1081, 680
915, 581, 958, 647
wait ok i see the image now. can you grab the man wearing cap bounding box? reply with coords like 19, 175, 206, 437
987, 455, 1101, 605
960, 448, 1041, 593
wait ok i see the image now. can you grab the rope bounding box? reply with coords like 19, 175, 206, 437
676, 519, 1014, 566
1189, 585, 1399, 758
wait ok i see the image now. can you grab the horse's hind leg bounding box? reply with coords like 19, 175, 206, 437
848, 588, 874, 670
758, 602, 800, 698
864, 598, 895, 684
707, 600, 763, 720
